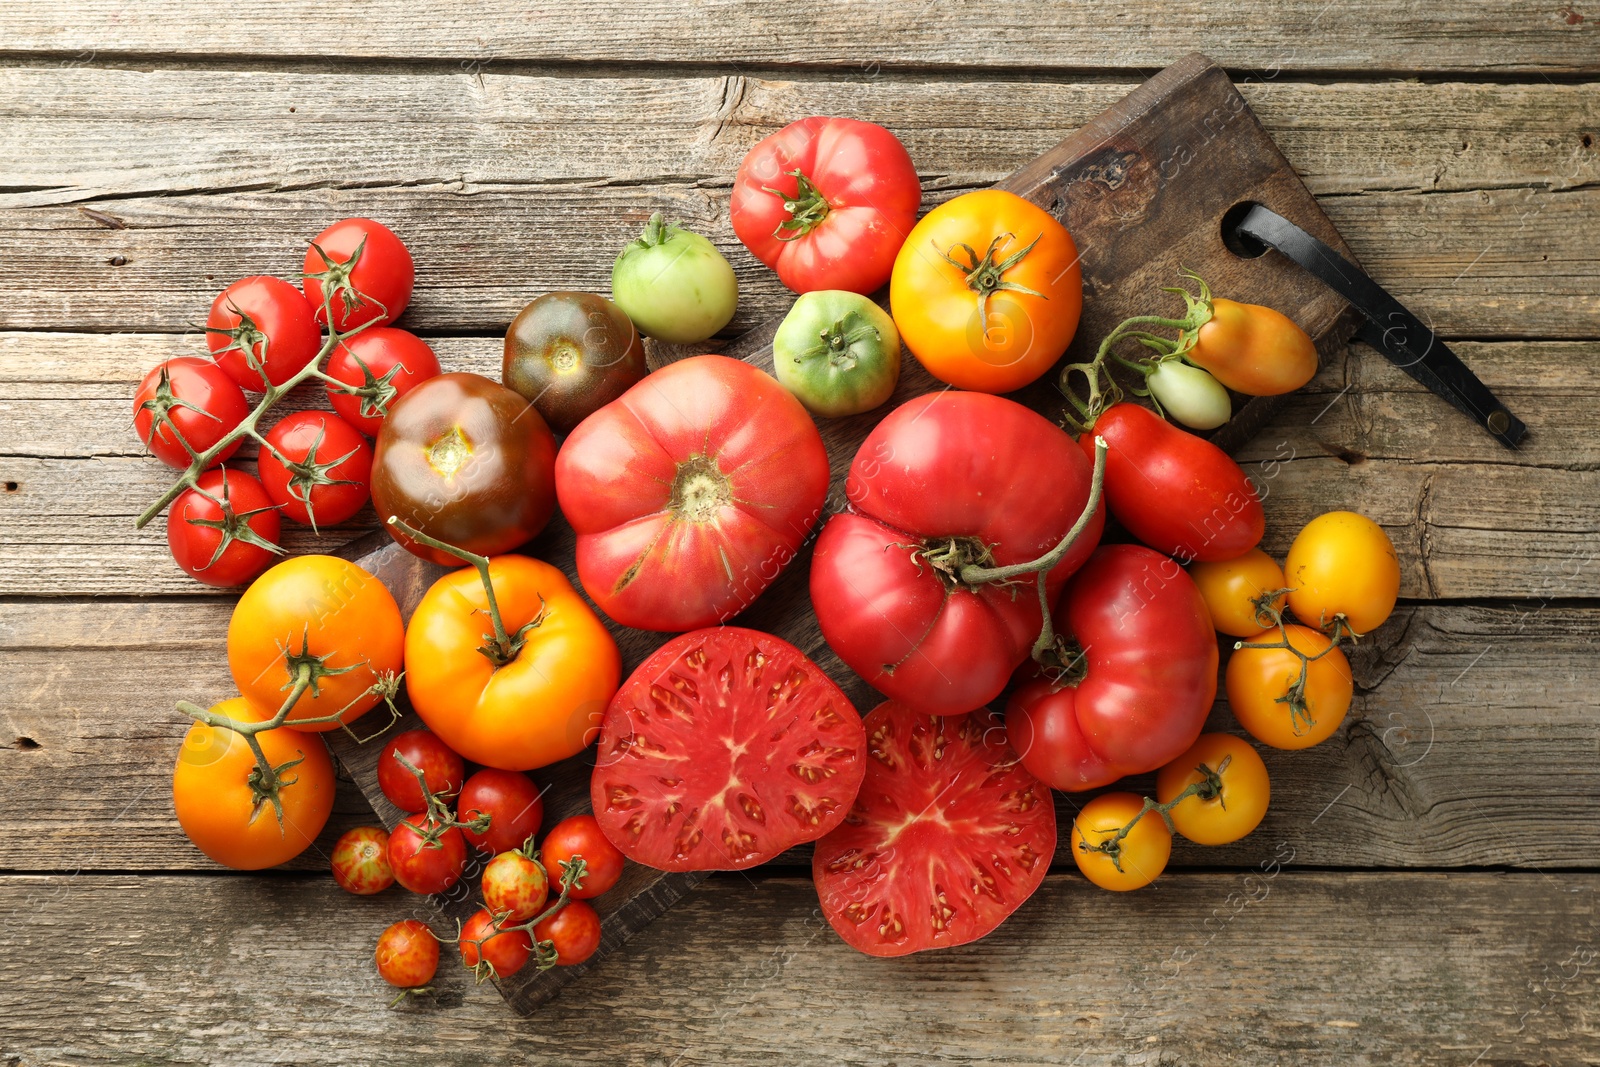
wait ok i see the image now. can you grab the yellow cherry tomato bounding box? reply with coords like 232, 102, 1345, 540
1071, 791, 1172, 891
1156, 733, 1270, 845
1188, 547, 1289, 638
1285, 511, 1401, 634
1227, 624, 1353, 750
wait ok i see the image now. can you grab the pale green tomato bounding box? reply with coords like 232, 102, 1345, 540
611, 213, 738, 344
1147, 360, 1231, 429
772, 291, 901, 418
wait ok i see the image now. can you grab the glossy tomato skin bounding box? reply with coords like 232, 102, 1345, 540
372, 373, 558, 565
502, 292, 648, 435
259, 410, 373, 527
172, 697, 335, 870
133, 358, 251, 469
731, 117, 921, 296
331, 826, 395, 894
166, 468, 281, 588
205, 275, 323, 390
407, 555, 620, 771
1188, 547, 1288, 638
1006, 544, 1218, 791
541, 815, 624, 900
1156, 733, 1271, 846
458, 769, 545, 854
810, 391, 1103, 716
1087, 402, 1264, 563
533, 900, 601, 966
1189, 299, 1318, 397
376, 729, 465, 814
1285, 511, 1401, 634
302, 217, 414, 331
556, 355, 829, 632
812, 702, 1056, 957
460, 908, 534, 977
324, 327, 441, 436
388, 813, 468, 895
376, 920, 439, 988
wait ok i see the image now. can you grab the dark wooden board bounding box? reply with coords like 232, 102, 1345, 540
327, 52, 1360, 1013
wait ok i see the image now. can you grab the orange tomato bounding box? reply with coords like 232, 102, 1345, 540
1186, 297, 1318, 396
227, 555, 405, 732
1156, 732, 1270, 845
888, 189, 1082, 393
1189, 547, 1289, 638
172, 697, 335, 869
1227, 624, 1353, 750
405, 555, 620, 771
1070, 791, 1172, 892
1285, 510, 1401, 634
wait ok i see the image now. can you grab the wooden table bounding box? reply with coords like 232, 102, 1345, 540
2, 3, 1597, 1063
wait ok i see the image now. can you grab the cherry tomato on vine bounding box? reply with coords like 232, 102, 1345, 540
376, 729, 465, 814
1285, 511, 1401, 634
1227, 624, 1353, 750
1156, 733, 1271, 846
205, 275, 323, 391
1175, 273, 1318, 396
533, 900, 601, 966
133, 357, 251, 470
1188, 547, 1289, 638
324, 327, 441, 436
482, 850, 550, 922
388, 813, 468, 895
258, 410, 373, 528
166, 468, 281, 588
541, 815, 624, 900
1071, 792, 1172, 892
460, 907, 534, 978
303, 217, 414, 331
376, 919, 439, 989
457, 768, 545, 855
331, 826, 395, 895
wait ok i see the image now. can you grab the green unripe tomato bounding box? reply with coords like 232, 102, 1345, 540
771, 291, 901, 418
1146, 359, 1231, 430
611, 213, 738, 344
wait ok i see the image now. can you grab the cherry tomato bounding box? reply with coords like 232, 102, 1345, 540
1180, 277, 1318, 396
387, 813, 468, 895
331, 826, 395, 895
258, 410, 373, 528
1071, 792, 1172, 892
166, 468, 282, 588
133, 357, 251, 469
376, 919, 440, 989
482, 851, 550, 922
458, 769, 545, 855
1285, 511, 1401, 634
1156, 733, 1271, 846
541, 815, 624, 900
460, 907, 534, 979
324, 327, 442, 436
376, 729, 465, 814
1188, 547, 1289, 638
533, 900, 601, 966
501, 292, 648, 435
302, 217, 414, 331
205, 275, 322, 390
1227, 624, 1353, 750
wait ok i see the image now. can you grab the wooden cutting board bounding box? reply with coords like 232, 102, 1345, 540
325, 51, 1360, 1013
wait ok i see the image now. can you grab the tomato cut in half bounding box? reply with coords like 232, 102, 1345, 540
590, 627, 865, 872
812, 701, 1056, 957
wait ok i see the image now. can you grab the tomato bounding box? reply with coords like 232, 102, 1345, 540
1189, 547, 1289, 638
541, 815, 624, 900
1006, 544, 1217, 791
591, 627, 864, 871
1156, 733, 1270, 846
1145, 360, 1231, 430
324, 327, 442, 436
133, 357, 251, 470
556, 355, 829, 632
372, 373, 558, 565
376, 729, 465, 814
458, 769, 545, 855
205, 275, 323, 391
1285, 511, 1401, 634
888, 189, 1081, 393
460, 907, 534, 979
258, 410, 373, 528
1227, 624, 1353, 750
502, 291, 648, 435
172, 697, 335, 870
731, 117, 921, 296
331, 826, 395, 894
810, 391, 1102, 716
388, 812, 468, 895
533, 900, 601, 966
376, 920, 439, 989
302, 217, 414, 331
813, 702, 1055, 957
1177, 276, 1318, 396
1085, 402, 1263, 563
407, 554, 620, 771
166, 468, 281, 588
226, 555, 405, 731
611, 213, 738, 344
771, 290, 901, 417
1071, 792, 1172, 892
482, 851, 550, 922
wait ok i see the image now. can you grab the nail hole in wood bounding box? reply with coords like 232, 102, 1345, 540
1583, 133, 1594, 149
12, 737, 40, 750
108, 255, 127, 266
3, 481, 18, 492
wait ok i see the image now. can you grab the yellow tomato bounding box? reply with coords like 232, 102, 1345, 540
1188, 547, 1289, 637
1071, 791, 1172, 891
1226, 624, 1353, 750
1285, 511, 1401, 634
1156, 733, 1270, 845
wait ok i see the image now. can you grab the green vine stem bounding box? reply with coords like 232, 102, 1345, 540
455, 854, 592, 982
1078, 755, 1232, 873
388, 749, 491, 842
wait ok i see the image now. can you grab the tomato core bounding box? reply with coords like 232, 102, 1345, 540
427, 427, 472, 477
668, 455, 732, 523
548, 340, 581, 372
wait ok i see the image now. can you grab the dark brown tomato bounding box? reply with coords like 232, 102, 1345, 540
502, 292, 648, 435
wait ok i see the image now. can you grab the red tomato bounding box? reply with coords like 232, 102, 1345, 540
205, 275, 323, 390
458, 769, 545, 854
533, 900, 601, 966
460, 907, 534, 979
302, 217, 415, 331
590, 627, 865, 872
376, 729, 466, 814
387, 813, 468, 895
809, 391, 1103, 716
1006, 544, 1218, 791
258, 410, 373, 528
166, 468, 281, 588
555, 355, 829, 632
541, 815, 624, 900
813, 701, 1056, 957
331, 826, 395, 895
376, 919, 439, 988
1085, 402, 1263, 563
324, 327, 441, 436
730, 116, 921, 295
133, 358, 251, 469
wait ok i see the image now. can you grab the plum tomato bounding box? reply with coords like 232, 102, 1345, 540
1285, 510, 1401, 634
458, 768, 545, 855
205, 275, 323, 391
302, 217, 414, 331
133, 357, 251, 470
1188, 547, 1289, 638
611, 213, 738, 344
388, 813, 468, 895
258, 410, 373, 528
324, 327, 442, 436
1071, 792, 1172, 892
1176, 274, 1319, 397
502, 291, 648, 435
541, 815, 624, 900
331, 826, 395, 895
460, 908, 535, 979
1156, 733, 1271, 846
1145, 359, 1231, 430
376, 919, 439, 989
481, 850, 550, 922
533, 900, 601, 966
1227, 624, 1353, 750
166, 468, 282, 588
771, 290, 901, 417
376, 729, 465, 814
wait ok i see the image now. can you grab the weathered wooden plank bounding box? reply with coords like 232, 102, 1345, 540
0, 870, 1594, 1064
0, 0, 1594, 73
